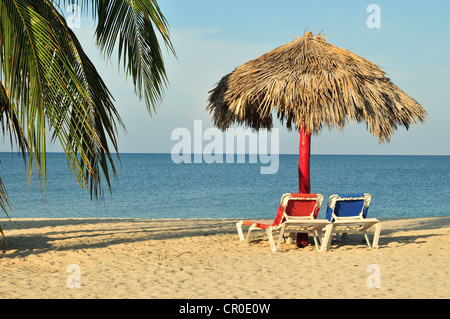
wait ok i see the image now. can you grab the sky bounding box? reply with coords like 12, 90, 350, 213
3, 0, 450, 155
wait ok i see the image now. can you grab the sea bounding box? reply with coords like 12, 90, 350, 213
0, 153, 449, 220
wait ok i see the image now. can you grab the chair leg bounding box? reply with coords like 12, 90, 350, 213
372, 222, 382, 248
246, 227, 255, 242
276, 224, 287, 252
335, 233, 341, 242
266, 227, 277, 253
317, 229, 323, 245
236, 222, 245, 241
364, 230, 372, 248
312, 231, 320, 252
341, 233, 348, 241
320, 224, 334, 252
286, 232, 295, 245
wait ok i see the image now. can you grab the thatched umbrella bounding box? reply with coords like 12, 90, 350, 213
207, 31, 426, 245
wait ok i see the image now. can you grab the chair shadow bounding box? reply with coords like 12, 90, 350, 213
0, 218, 240, 259
275, 217, 450, 251
1, 217, 448, 257
330, 217, 450, 249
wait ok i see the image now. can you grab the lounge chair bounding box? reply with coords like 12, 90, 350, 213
236, 193, 332, 252
322, 193, 381, 251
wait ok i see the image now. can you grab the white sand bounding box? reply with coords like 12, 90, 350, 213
0, 217, 448, 299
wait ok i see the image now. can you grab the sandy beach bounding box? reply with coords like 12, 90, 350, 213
0, 217, 448, 299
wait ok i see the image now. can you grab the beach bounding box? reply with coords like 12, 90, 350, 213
0, 217, 448, 299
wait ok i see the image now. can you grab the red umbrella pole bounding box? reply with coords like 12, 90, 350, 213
297, 121, 311, 247
298, 121, 311, 194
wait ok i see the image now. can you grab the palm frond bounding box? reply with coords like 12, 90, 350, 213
0, 175, 12, 246
0, 0, 174, 242
0, 82, 28, 155
0, 0, 124, 199
94, 0, 175, 113
57, 0, 176, 113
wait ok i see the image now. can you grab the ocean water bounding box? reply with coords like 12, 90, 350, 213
0, 152, 449, 220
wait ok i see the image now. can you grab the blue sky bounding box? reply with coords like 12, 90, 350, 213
4, 0, 449, 155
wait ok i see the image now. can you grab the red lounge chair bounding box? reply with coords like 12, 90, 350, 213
236, 193, 332, 252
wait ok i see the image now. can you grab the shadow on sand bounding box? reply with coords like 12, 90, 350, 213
0, 218, 240, 259
1, 217, 448, 258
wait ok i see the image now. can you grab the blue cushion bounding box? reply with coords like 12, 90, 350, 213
335, 200, 364, 217
326, 206, 334, 221
327, 194, 368, 221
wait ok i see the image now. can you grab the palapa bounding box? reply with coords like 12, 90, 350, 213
207, 31, 426, 142
207, 31, 426, 246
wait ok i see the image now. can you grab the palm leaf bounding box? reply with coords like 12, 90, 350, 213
0, 61, 27, 246
0, 0, 174, 242
0, 176, 12, 246
94, 0, 175, 113
0, 0, 124, 199
56, 0, 175, 113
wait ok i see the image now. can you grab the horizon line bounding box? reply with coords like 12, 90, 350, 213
0, 151, 448, 157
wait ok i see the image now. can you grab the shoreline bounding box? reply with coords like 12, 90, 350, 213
1, 216, 449, 299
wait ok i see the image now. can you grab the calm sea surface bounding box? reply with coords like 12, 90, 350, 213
0, 153, 449, 219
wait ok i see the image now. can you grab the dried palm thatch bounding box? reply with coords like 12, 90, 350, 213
207, 31, 426, 142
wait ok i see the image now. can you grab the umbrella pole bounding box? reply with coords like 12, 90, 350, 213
298, 122, 311, 194
297, 121, 311, 247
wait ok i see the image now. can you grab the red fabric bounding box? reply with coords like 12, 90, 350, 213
241, 194, 320, 249
241, 203, 286, 230
286, 198, 317, 218
242, 221, 270, 229
271, 204, 286, 226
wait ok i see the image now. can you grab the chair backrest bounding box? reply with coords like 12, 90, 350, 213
273, 193, 323, 226
326, 193, 371, 222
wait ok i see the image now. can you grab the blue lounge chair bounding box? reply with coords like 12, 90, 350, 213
321, 193, 381, 250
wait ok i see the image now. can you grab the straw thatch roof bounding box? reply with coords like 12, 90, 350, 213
207, 31, 426, 142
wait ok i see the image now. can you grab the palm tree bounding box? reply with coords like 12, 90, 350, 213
0, 0, 175, 241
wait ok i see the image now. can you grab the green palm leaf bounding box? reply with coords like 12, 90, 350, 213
94, 0, 175, 113
0, 0, 174, 244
